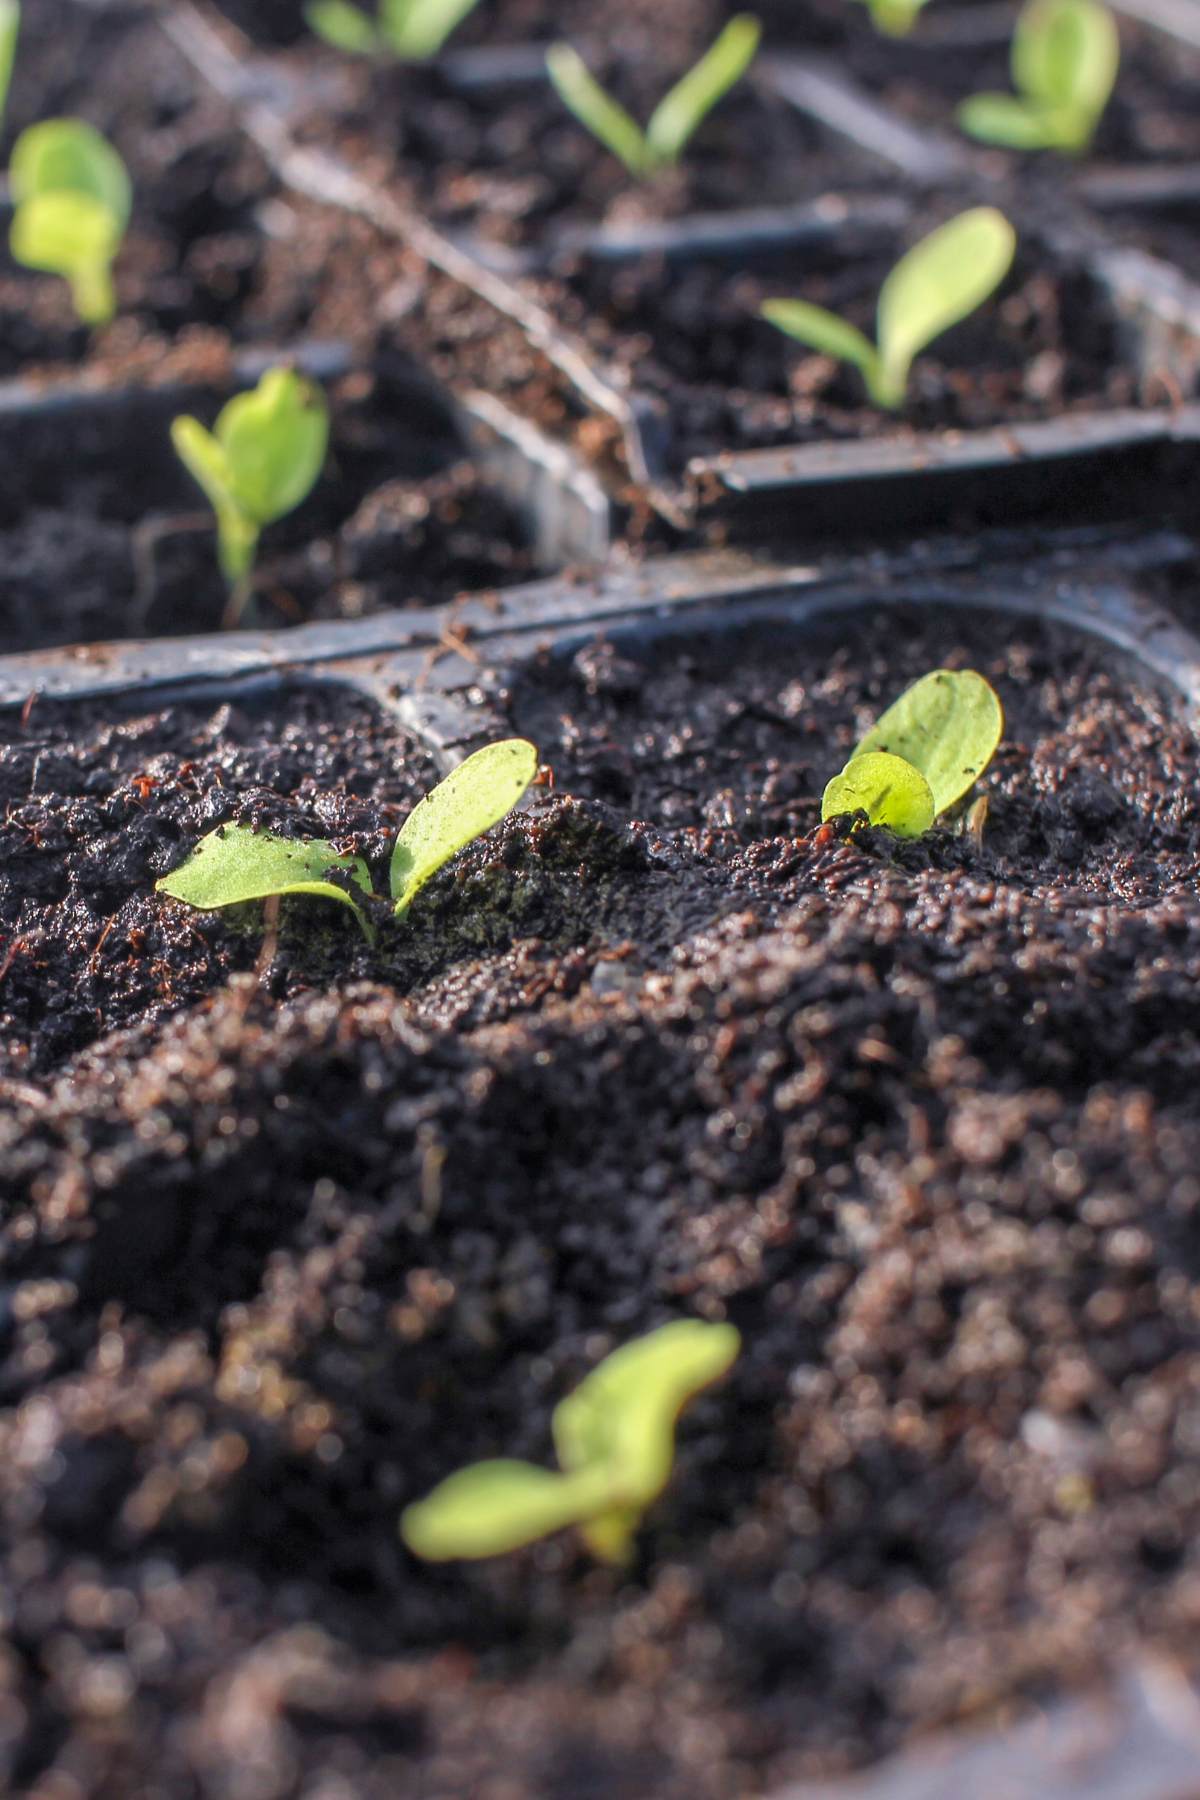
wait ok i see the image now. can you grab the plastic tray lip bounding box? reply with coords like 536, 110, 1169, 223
5, 527, 1196, 716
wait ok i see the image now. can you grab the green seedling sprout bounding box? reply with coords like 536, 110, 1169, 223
401, 1319, 741, 1564
821, 668, 1003, 838
762, 206, 1016, 410
0, 2, 20, 132
156, 739, 539, 944
856, 0, 932, 37
959, 0, 1119, 153
545, 17, 762, 180
9, 119, 131, 326
305, 0, 482, 59
171, 367, 330, 627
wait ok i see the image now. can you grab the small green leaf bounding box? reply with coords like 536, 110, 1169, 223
760, 298, 880, 389
1013, 0, 1118, 126
400, 1460, 612, 1560
10, 119, 132, 227
156, 824, 375, 939
218, 368, 330, 528
554, 1319, 742, 1563
390, 738, 538, 917
0, 1, 21, 134
546, 43, 652, 178
852, 668, 1004, 816
9, 121, 130, 327
384, 0, 481, 58
863, 0, 929, 35
875, 207, 1016, 408
10, 190, 122, 324
305, 0, 380, 53
171, 368, 329, 593
645, 15, 761, 167
821, 751, 936, 838
957, 92, 1061, 149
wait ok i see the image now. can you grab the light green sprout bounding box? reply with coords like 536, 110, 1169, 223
762, 207, 1017, 410
170, 367, 330, 626
305, 0, 482, 59
156, 739, 540, 944
9, 119, 131, 326
821, 668, 1004, 838
959, 0, 1119, 153
0, 2, 20, 133
546, 17, 761, 180
401, 1319, 741, 1564
855, 0, 932, 37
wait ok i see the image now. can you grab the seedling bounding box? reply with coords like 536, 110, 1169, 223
9, 119, 131, 326
401, 1319, 741, 1564
821, 668, 1003, 838
0, 2, 20, 132
156, 739, 540, 944
855, 0, 932, 37
170, 367, 330, 627
959, 0, 1119, 153
545, 17, 762, 180
761, 207, 1016, 410
305, 0, 482, 59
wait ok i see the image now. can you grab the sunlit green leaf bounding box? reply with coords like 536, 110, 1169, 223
9, 120, 130, 327
400, 1460, 612, 1560
546, 44, 652, 177
554, 1319, 742, 1518
401, 1320, 741, 1565
1014, 0, 1118, 122
390, 738, 538, 916
759, 298, 879, 388
171, 367, 329, 592
645, 15, 761, 166
0, 1, 21, 133
875, 208, 1016, 408
861, 0, 930, 35
305, 0, 379, 53
385, 0, 482, 58
821, 751, 936, 838
156, 824, 375, 938
956, 93, 1060, 148
851, 668, 1004, 817
10, 118, 131, 226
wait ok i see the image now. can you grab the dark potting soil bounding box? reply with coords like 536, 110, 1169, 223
0, 358, 539, 653
2, 604, 1200, 1793
552, 222, 1144, 471
316, 62, 883, 252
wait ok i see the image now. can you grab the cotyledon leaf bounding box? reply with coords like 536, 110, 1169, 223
390, 738, 539, 915
851, 668, 1003, 817
156, 824, 375, 938
400, 1460, 613, 1561
821, 750, 936, 838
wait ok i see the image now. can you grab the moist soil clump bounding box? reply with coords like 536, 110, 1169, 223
3, 609, 1200, 1793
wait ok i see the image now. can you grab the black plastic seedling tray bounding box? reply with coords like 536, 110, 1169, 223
164, 0, 1200, 541
4, 526, 1200, 1796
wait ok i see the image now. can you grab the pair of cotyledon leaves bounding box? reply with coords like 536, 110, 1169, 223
401, 1319, 741, 1565
960, 0, 1119, 154
156, 739, 539, 943
8, 117, 131, 327
821, 668, 1004, 838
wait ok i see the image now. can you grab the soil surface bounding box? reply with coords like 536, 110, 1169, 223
4, 604, 1200, 1794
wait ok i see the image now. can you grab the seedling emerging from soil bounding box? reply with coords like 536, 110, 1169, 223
0, 2, 20, 132
821, 668, 1003, 838
156, 739, 539, 943
401, 1319, 741, 1564
305, 0, 481, 58
170, 368, 329, 627
959, 0, 1119, 152
545, 17, 762, 179
856, 0, 932, 37
9, 120, 131, 326
761, 207, 1016, 409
